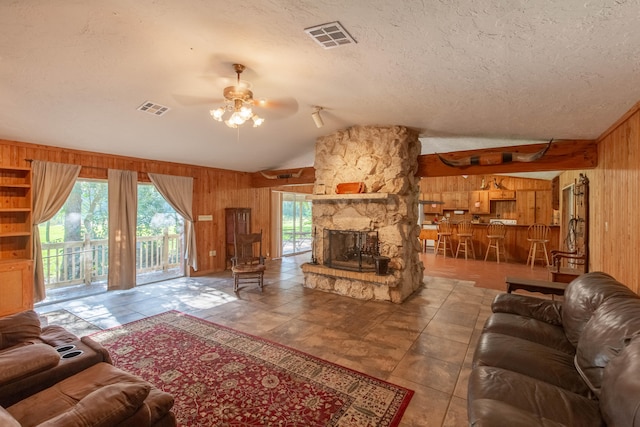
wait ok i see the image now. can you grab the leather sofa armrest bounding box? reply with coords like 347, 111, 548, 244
0, 343, 61, 385
0, 407, 20, 427
36, 382, 151, 427
491, 293, 563, 326
81, 336, 113, 365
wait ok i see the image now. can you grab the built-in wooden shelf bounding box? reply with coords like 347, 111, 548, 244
306, 193, 390, 201
0, 231, 31, 237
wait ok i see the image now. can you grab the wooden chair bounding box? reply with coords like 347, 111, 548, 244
548, 249, 587, 283
484, 222, 507, 263
526, 223, 551, 268
455, 220, 476, 260
231, 230, 266, 292
434, 220, 454, 258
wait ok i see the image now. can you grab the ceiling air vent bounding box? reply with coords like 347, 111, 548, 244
304, 21, 356, 49
137, 101, 170, 116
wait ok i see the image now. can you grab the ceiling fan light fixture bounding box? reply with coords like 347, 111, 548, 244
212, 63, 265, 129
210, 107, 225, 121
252, 114, 265, 127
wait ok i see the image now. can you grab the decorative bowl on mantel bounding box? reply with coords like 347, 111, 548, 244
336, 182, 365, 194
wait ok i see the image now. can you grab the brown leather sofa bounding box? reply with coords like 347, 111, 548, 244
0, 310, 176, 426
468, 271, 640, 426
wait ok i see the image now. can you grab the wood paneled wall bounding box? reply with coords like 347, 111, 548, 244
558, 102, 640, 293
0, 139, 271, 276
419, 174, 552, 193
594, 106, 640, 293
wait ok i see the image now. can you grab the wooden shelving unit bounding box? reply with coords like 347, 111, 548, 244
0, 166, 34, 315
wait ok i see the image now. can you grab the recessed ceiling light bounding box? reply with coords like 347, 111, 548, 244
137, 101, 170, 116
304, 21, 357, 49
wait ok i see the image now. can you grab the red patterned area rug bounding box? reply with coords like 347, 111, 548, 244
90, 311, 413, 427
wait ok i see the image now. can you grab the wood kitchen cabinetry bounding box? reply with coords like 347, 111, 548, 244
225, 208, 251, 266
0, 166, 34, 315
441, 191, 469, 210
516, 190, 553, 224
468, 191, 490, 214
421, 193, 443, 214
489, 190, 516, 200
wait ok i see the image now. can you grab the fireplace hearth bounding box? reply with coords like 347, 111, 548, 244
326, 229, 378, 272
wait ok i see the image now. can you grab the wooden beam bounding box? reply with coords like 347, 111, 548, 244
250, 167, 315, 187
417, 139, 598, 178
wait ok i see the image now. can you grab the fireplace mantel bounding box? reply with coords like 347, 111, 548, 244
306, 193, 390, 201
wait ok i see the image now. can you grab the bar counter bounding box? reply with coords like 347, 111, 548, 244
421, 223, 560, 263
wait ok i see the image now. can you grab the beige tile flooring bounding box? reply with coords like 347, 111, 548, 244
35, 253, 547, 426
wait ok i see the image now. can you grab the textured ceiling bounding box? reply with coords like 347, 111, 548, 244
1, 1, 639, 175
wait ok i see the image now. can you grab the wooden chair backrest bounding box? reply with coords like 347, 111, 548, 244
528, 223, 550, 241
234, 231, 263, 265
437, 221, 453, 234
457, 221, 473, 235
487, 222, 506, 237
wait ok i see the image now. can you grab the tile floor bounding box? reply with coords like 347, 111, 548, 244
35, 252, 551, 426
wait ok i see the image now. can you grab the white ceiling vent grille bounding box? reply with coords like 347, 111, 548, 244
304, 21, 356, 49
137, 101, 170, 116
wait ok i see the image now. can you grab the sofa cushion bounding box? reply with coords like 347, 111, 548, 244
37, 382, 150, 427
468, 366, 601, 427
575, 295, 640, 396
491, 293, 563, 325
0, 343, 61, 384
0, 407, 20, 427
472, 332, 590, 396
562, 272, 637, 347
0, 310, 42, 350
8, 362, 173, 426
600, 334, 640, 427
482, 312, 575, 355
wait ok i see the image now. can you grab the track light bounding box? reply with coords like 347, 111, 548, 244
311, 107, 324, 128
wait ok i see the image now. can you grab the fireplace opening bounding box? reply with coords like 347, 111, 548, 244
325, 229, 379, 272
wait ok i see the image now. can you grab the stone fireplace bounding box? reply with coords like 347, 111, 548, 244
301, 125, 424, 303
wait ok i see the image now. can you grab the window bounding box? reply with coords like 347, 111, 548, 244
136, 183, 184, 284
281, 193, 312, 256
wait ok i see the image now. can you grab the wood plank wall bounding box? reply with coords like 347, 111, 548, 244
558, 104, 640, 293
419, 174, 552, 193
0, 139, 271, 276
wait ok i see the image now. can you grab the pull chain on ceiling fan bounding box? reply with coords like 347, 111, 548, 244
210, 64, 265, 128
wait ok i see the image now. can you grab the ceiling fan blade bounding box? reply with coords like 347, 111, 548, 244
172, 94, 221, 106
257, 97, 298, 120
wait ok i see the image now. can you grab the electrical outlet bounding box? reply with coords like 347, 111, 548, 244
209, 250, 217, 256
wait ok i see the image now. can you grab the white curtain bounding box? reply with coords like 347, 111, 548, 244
148, 173, 198, 271
108, 169, 137, 290
31, 161, 81, 302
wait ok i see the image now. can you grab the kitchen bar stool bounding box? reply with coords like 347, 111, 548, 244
434, 220, 454, 258
455, 220, 476, 260
484, 221, 508, 263
526, 223, 551, 268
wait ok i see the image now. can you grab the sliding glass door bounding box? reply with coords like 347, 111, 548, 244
281, 193, 312, 256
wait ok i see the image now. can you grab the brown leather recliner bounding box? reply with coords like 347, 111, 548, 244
468, 272, 640, 426
0, 310, 176, 426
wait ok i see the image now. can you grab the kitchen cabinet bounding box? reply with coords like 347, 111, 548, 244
441, 191, 469, 210
225, 208, 251, 266
516, 190, 553, 224
489, 190, 516, 200
421, 193, 443, 214
468, 191, 490, 214
0, 166, 33, 315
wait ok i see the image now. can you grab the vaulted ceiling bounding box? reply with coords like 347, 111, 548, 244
1, 1, 639, 175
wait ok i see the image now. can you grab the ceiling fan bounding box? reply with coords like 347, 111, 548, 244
173, 63, 299, 123
210, 64, 264, 128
